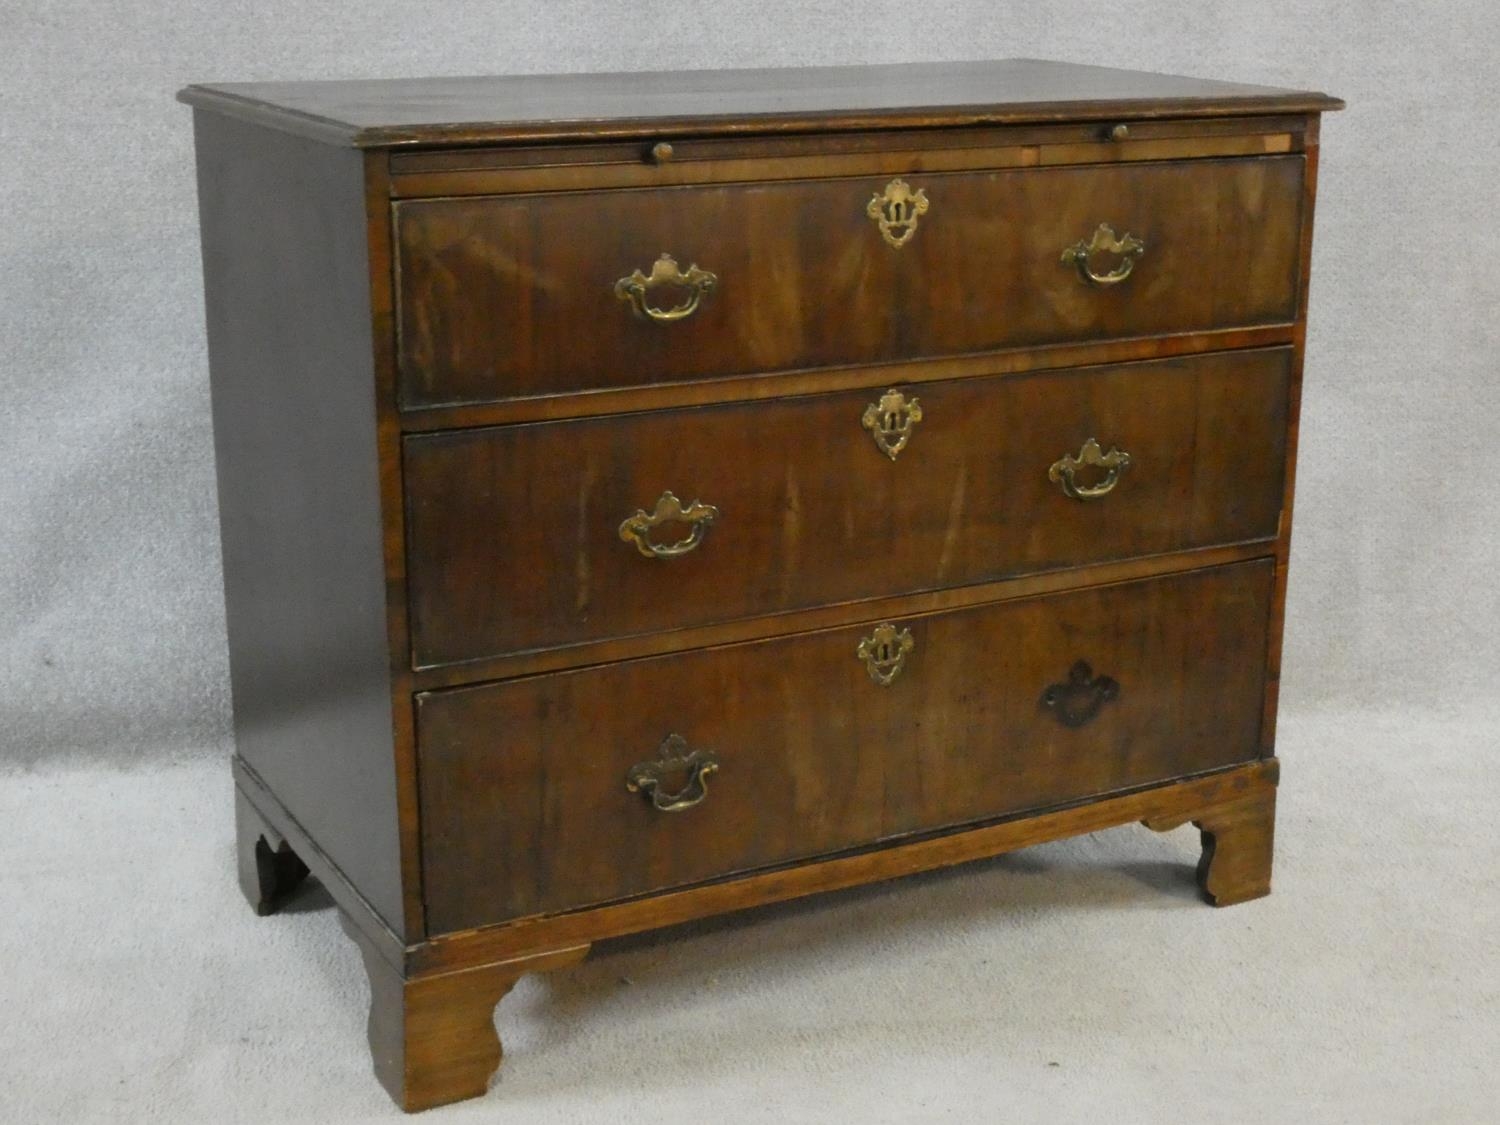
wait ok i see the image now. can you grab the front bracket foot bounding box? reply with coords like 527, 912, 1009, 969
340, 913, 589, 1112
1144, 784, 1275, 906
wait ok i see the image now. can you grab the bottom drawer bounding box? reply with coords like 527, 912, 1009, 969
418, 561, 1273, 933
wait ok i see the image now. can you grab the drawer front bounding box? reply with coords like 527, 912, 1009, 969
395, 156, 1303, 409
405, 349, 1288, 669
418, 561, 1273, 932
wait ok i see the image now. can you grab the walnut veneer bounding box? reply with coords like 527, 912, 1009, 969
183, 59, 1340, 1111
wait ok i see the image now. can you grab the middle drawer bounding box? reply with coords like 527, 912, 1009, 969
405, 347, 1289, 670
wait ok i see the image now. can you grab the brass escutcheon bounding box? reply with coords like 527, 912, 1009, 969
626, 734, 720, 812
1060, 223, 1145, 286
614, 253, 717, 322
1048, 438, 1132, 500
857, 623, 915, 686
861, 388, 924, 460
619, 491, 720, 558
867, 178, 930, 248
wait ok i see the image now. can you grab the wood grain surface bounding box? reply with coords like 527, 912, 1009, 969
395, 157, 1304, 407
417, 560, 1273, 933
405, 349, 1290, 667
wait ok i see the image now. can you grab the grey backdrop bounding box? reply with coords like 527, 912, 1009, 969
3, 2, 1497, 767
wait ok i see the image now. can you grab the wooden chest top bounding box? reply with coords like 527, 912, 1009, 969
178, 58, 1342, 147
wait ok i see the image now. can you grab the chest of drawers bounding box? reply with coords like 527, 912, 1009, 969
181, 59, 1341, 1111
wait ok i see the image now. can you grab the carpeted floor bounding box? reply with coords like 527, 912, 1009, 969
4, 705, 1496, 1124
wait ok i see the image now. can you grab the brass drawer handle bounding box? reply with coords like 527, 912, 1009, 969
1041, 661, 1120, 728
857, 623, 915, 686
614, 253, 717, 322
867, 178, 929, 248
619, 491, 719, 559
862, 388, 923, 460
1061, 223, 1145, 286
1048, 438, 1132, 501
626, 734, 720, 812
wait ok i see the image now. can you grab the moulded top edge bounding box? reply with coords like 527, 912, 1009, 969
177, 59, 1344, 149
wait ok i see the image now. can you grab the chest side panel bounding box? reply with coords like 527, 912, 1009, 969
194, 112, 407, 937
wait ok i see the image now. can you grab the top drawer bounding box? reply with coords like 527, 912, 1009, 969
395, 155, 1304, 410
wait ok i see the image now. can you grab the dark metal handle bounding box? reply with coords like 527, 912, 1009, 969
619, 491, 720, 559
614, 253, 717, 322
1048, 438, 1131, 501
626, 734, 720, 812
1060, 223, 1145, 286
1041, 661, 1120, 728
